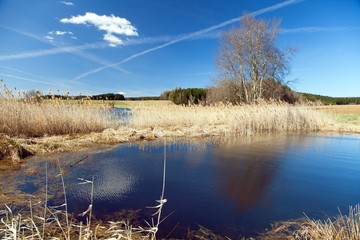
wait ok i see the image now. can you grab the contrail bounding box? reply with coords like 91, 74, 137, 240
0, 65, 45, 79
0, 73, 59, 86
0, 26, 131, 74
0, 43, 105, 61
74, 0, 304, 80
280, 26, 360, 34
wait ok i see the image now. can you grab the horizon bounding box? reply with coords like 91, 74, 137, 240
0, 0, 359, 98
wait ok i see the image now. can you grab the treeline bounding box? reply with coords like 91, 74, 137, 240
299, 93, 360, 105
160, 88, 207, 105
89, 93, 125, 100
43, 93, 125, 100
160, 83, 298, 105
125, 96, 160, 101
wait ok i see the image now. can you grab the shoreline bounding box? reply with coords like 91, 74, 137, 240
1, 124, 359, 168
1, 102, 360, 167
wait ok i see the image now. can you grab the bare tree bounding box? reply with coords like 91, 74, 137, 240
215, 14, 295, 104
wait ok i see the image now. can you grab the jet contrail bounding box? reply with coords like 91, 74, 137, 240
280, 26, 360, 34
0, 73, 59, 86
0, 26, 131, 74
0, 43, 104, 61
0, 65, 45, 79
74, 0, 304, 80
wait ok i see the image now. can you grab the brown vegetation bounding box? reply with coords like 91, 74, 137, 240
258, 205, 360, 240
1, 100, 360, 163
0, 98, 120, 137
129, 101, 336, 134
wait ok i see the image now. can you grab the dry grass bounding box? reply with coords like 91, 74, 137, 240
314, 104, 360, 114
3, 99, 360, 162
1, 85, 359, 163
258, 205, 360, 240
294, 205, 360, 240
129, 102, 338, 135
0, 182, 152, 240
0, 99, 121, 138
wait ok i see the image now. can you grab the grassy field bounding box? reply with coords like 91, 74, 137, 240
314, 105, 360, 125
314, 104, 360, 114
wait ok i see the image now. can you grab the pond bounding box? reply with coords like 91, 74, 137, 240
4, 133, 360, 238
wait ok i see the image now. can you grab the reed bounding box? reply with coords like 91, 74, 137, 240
0, 98, 121, 137
129, 102, 336, 135
259, 205, 360, 240
294, 205, 360, 240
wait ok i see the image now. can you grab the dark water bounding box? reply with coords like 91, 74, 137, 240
10, 134, 360, 238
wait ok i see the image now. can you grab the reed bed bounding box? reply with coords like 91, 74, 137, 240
259, 205, 360, 240
294, 205, 360, 240
2, 201, 359, 239
129, 102, 335, 135
0, 99, 120, 137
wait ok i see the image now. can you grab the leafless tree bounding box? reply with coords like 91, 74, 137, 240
215, 14, 295, 104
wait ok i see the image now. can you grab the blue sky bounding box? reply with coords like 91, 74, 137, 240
0, 0, 359, 97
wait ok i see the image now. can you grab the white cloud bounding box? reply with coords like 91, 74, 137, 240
61, 1, 74, 6
103, 33, 123, 47
44, 35, 54, 42
60, 12, 138, 46
55, 30, 67, 35
48, 30, 73, 36
46, 30, 76, 42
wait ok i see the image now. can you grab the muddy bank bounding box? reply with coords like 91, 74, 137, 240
0, 128, 157, 164
0, 124, 236, 165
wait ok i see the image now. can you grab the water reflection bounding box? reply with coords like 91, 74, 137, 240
213, 135, 291, 212
2, 133, 360, 238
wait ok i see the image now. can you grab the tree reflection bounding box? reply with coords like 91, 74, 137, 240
213, 135, 288, 212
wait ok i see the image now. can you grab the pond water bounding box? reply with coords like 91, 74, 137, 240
109, 107, 131, 122
7, 134, 360, 238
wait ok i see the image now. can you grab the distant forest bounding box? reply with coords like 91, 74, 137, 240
44, 93, 125, 101
160, 87, 360, 105
160, 88, 207, 105
299, 93, 360, 105
43, 90, 360, 105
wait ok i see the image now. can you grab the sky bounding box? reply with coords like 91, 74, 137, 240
0, 0, 359, 97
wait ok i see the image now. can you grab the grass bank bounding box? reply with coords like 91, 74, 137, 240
1, 100, 360, 163
1, 199, 359, 239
